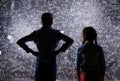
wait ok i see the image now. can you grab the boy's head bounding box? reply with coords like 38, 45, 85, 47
41, 12, 53, 26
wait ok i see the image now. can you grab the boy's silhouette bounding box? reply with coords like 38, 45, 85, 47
17, 12, 73, 81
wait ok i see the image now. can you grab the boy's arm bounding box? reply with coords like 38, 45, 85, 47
17, 32, 39, 57
17, 35, 33, 53
54, 33, 73, 55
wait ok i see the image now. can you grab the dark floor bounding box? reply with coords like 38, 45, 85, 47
3, 79, 77, 81
2, 78, 117, 81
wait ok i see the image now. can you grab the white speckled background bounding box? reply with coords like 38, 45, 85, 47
0, 0, 120, 81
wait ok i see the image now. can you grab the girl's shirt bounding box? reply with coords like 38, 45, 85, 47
75, 43, 106, 72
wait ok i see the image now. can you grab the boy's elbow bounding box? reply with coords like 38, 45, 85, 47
16, 40, 21, 44
16, 40, 20, 45
16, 39, 23, 46
71, 39, 74, 43
69, 39, 74, 45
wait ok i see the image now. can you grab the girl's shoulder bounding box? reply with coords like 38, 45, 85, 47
77, 45, 85, 53
94, 44, 103, 50
78, 45, 84, 50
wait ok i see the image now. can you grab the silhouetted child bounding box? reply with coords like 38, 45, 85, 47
75, 27, 106, 81
17, 12, 73, 81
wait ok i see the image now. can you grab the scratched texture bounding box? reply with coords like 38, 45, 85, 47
0, 0, 120, 81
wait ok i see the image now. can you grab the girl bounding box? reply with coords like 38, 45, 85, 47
75, 27, 106, 81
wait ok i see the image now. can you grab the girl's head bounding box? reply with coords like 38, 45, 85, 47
82, 26, 97, 45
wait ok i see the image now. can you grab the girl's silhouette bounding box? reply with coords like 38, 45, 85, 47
75, 27, 106, 81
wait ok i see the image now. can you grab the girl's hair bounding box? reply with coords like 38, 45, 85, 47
82, 26, 98, 45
